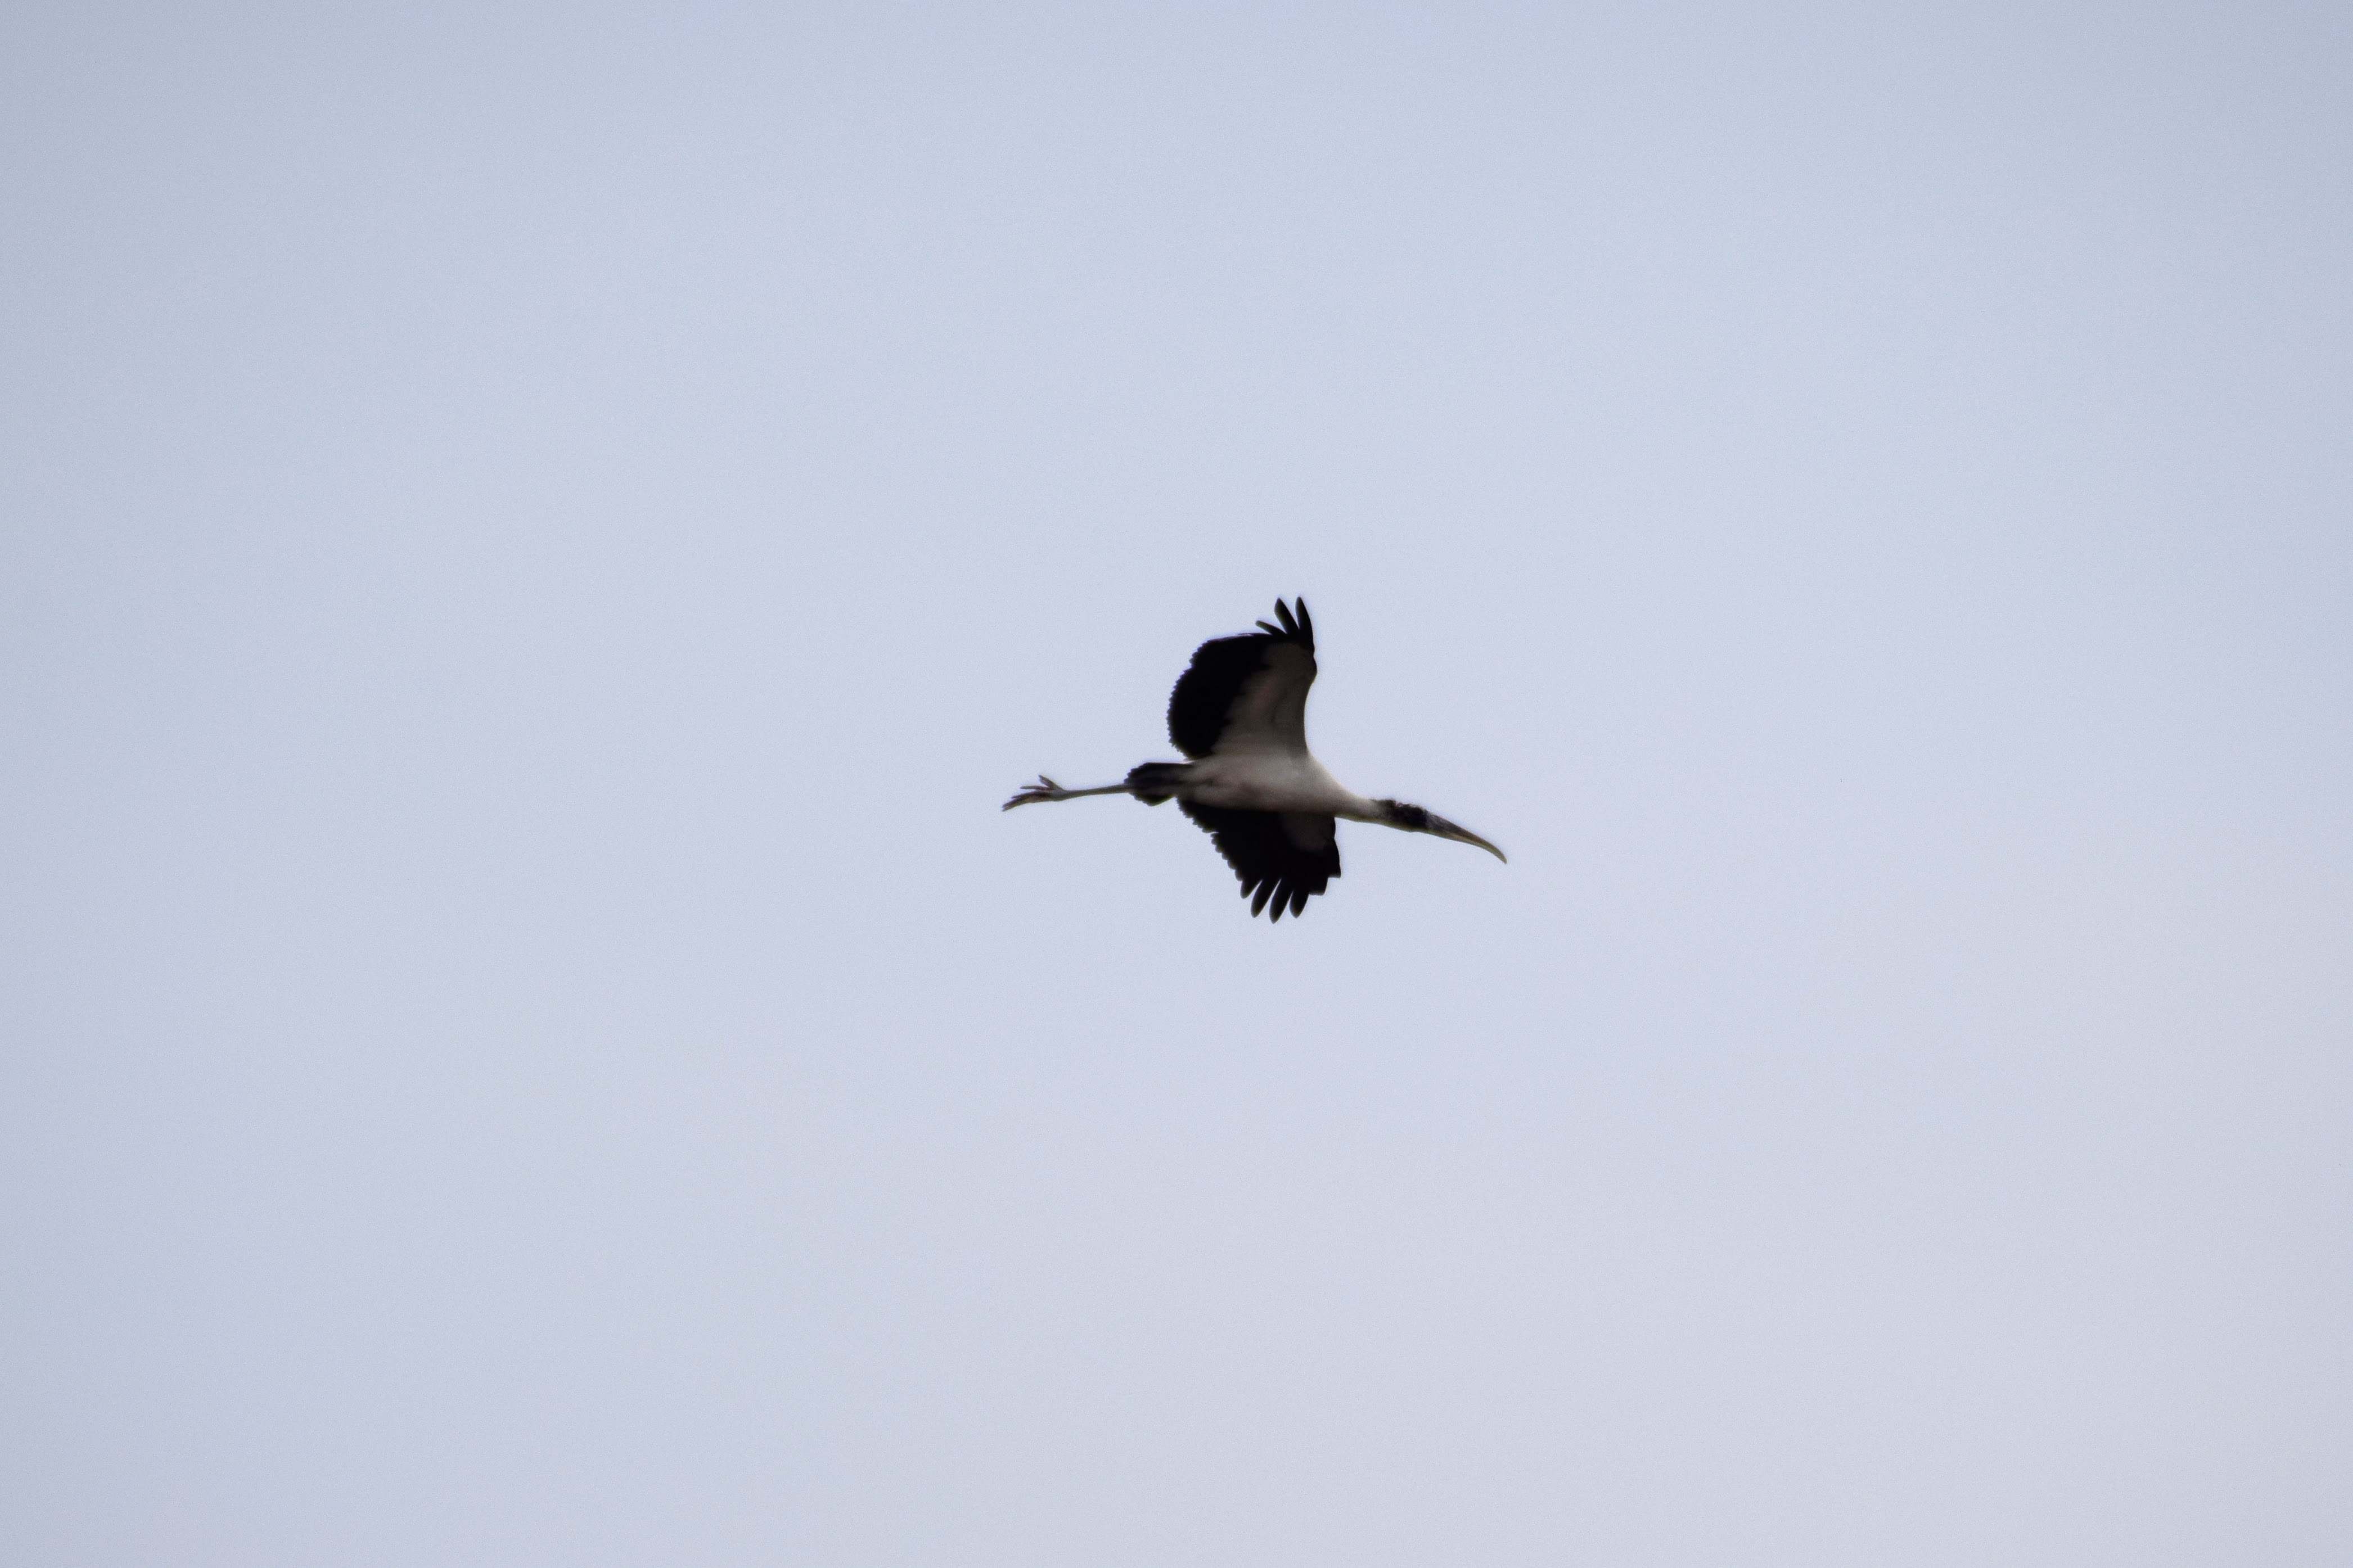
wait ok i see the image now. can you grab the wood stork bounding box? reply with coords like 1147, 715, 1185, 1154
1003, 598, 1504, 921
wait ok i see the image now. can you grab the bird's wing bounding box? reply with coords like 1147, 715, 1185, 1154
1178, 804, 1340, 921
1166, 598, 1317, 760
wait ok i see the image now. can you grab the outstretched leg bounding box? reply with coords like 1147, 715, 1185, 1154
1002, 776, 1133, 811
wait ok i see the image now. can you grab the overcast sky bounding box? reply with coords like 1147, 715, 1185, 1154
4, 4, 2349, 1564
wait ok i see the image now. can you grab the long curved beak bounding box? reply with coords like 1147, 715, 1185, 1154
1429, 816, 1507, 863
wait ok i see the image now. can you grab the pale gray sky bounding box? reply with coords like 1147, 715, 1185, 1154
4, 4, 2349, 1564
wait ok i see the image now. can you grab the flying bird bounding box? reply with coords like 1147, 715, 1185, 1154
1003, 598, 1504, 921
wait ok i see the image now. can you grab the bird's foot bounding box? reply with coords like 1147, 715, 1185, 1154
1001, 775, 1067, 810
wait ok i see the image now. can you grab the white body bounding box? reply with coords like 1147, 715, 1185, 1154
1180, 751, 1381, 820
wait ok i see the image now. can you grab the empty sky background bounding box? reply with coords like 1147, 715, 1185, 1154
5, 3, 2349, 1564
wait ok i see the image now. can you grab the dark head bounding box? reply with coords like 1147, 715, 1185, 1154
1373, 799, 1507, 862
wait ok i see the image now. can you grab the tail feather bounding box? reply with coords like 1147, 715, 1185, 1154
1124, 761, 1190, 806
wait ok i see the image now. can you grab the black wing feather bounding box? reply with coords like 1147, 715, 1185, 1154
1167, 597, 1315, 759
1179, 803, 1341, 922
